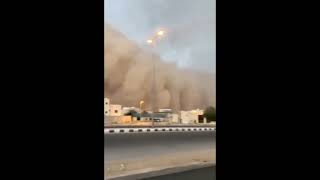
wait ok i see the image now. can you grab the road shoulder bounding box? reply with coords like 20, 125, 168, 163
107, 161, 215, 180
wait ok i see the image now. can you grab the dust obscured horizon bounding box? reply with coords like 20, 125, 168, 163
104, 0, 216, 111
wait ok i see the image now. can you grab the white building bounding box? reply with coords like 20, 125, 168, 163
109, 104, 122, 116
104, 97, 122, 116
170, 113, 179, 123
159, 109, 181, 124
159, 109, 172, 113
104, 98, 110, 116
180, 109, 204, 124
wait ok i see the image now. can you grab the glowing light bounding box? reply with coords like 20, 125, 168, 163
139, 100, 144, 110
147, 39, 153, 44
157, 30, 165, 36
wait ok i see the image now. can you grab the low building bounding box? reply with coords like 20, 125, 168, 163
132, 112, 169, 122
108, 115, 132, 124
180, 109, 205, 124
104, 98, 110, 116
109, 104, 122, 116
180, 111, 197, 124
153, 112, 169, 121
159, 109, 173, 113
122, 107, 141, 115
170, 113, 179, 124
104, 115, 111, 126
104, 97, 122, 117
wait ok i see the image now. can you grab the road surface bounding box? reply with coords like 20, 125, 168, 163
142, 166, 216, 180
105, 131, 215, 179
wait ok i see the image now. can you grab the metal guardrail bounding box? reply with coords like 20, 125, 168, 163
104, 127, 215, 134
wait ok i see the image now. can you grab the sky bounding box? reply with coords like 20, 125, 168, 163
105, 0, 215, 74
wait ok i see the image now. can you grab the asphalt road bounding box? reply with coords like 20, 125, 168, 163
141, 166, 216, 180
104, 131, 216, 162
105, 131, 215, 178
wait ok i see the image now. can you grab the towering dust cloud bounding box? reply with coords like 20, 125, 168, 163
105, 25, 215, 112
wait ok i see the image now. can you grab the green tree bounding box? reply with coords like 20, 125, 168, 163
204, 106, 216, 122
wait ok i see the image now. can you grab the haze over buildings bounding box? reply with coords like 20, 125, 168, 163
104, 25, 215, 112
105, 0, 215, 111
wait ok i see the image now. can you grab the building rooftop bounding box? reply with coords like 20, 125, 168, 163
133, 112, 168, 118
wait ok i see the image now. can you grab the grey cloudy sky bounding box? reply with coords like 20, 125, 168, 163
105, 0, 215, 73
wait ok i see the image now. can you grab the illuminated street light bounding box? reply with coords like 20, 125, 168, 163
139, 100, 144, 110
146, 29, 167, 127
157, 30, 165, 36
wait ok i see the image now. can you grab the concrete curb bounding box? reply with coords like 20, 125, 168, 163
106, 162, 215, 180
104, 127, 215, 134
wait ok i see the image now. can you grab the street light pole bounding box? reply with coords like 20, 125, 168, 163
147, 40, 156, 127
152, 52, 156, 127
148, 43, 156, 128
147, 30, 165, 128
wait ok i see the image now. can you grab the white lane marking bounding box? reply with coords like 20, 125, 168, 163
104, 127, 216, 134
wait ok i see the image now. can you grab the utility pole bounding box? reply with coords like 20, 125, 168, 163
151, 53, 156, 127
147, 30, 165, 127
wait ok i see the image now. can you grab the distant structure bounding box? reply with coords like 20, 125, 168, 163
171, 114, 179, 124
104, 98, 122, 116
180, 109, 205, 124
104, 98, 110, 116
159, 109, 173, 113
122, 107, 141, 115
132, 112, 171, 122
158, 109, 178, 124
104, 98, 211, 125
109, 104, 122, 116
104, 98, 124, 125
